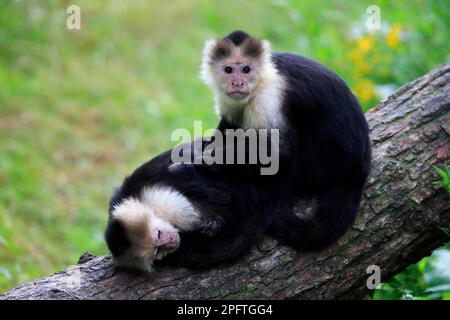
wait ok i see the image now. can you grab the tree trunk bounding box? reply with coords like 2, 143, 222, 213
1, 62, 449, 300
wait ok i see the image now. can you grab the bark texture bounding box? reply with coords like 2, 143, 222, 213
1, 62, 449, 300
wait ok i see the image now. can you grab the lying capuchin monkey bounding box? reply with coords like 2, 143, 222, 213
105, 141, 290, 272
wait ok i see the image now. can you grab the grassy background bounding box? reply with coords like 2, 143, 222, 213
0, 0, 449, 298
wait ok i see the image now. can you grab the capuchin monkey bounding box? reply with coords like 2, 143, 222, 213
105, 141, 287, 272
198, 30, 371, 251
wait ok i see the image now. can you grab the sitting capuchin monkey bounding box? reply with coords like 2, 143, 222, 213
197, 30, 371, 251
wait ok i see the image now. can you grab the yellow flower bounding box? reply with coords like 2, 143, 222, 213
357, 36, 374, 53
387, 23, 402, 48
353, 79, 376, 102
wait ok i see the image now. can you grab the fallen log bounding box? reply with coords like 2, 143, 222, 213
1, 62, 449, 300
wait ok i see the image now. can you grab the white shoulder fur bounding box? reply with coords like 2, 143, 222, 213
241, 61, 285, 129
140, 185, 201, 231
111, 185, 200, 234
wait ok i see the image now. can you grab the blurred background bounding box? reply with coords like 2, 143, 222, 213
0, 0, 449, 298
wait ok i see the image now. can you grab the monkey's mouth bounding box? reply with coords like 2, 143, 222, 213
227, 91, 249, 100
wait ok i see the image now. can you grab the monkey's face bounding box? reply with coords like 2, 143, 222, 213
218, 57, 260, 101
109, 199, 180, 273
151, 215, 180, 261
201, 35, 267, 105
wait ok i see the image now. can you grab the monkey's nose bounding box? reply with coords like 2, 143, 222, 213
170, 234, 179, 243
232, 80, 245, 88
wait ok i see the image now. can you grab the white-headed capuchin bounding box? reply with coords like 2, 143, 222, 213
197, 30, 371, 250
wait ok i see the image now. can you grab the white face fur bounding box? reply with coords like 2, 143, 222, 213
110, 185, 202, 272
200, 37, 285, 129
111, 198, 180, 272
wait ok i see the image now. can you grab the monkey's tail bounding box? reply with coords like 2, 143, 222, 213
268, 181, 365, 251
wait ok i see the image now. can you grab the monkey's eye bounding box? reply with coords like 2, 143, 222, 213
224, 66, 233, 74
157, 230, 161, 240
242, 66, 251, 73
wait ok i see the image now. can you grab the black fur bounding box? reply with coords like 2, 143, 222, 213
223, 30, 250, 46
267, 52, 371, 249
104, 218, 130, 257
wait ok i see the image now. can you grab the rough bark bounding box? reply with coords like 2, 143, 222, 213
1, 62, 449, 300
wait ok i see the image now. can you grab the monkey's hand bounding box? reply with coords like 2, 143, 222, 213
198, 215, 225, 237
191, 141, 232, 176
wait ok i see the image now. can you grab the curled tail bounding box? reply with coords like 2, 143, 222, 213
269, 182, 364, 251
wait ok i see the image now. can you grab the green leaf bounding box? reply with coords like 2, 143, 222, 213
433, 165, 446, 178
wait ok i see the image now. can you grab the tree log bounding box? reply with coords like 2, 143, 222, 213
1, 62, 449, 300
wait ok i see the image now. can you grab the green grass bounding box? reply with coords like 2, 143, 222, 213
0, 0, 449, 294
433, 164, 450, 195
